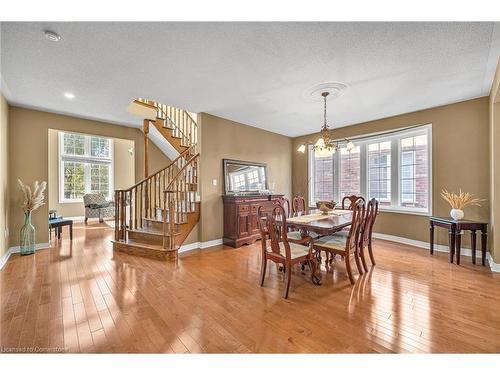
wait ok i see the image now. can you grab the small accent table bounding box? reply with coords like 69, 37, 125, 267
49, 218, 73, 240
429, 216, 487, 266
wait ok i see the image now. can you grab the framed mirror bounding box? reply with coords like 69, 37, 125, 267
223, 159, 268, 195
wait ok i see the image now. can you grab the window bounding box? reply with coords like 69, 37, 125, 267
400, 134, 429, 209
308, 124, 432, 214
367, 142, 391, 206
311, 154, 334, 201
339, 146, 361, 198
59, 132, 114, 203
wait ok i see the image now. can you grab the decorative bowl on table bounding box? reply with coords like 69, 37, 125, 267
316, 200, 336, 215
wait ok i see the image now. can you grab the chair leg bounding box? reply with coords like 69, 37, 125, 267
359, 243, 368, 273
368, 241, 376, 266
309, 258, 320, 285
283, 262, 292, 299
84, 217, 88, 224
345, 254, 355, 285
353, 247, 363, 275
259, 256, 267, 287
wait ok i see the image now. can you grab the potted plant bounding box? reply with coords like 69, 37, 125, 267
17, 179, 47, 255
441, 189, 483, 220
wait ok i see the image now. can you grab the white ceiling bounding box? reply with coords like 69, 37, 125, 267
1, 22, 500, 137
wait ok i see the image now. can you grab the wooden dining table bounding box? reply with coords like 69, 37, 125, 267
283, 209, 353, 236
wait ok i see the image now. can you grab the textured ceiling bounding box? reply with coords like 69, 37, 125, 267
1, 22, 499, 137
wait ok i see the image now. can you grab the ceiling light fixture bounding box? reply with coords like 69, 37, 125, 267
44, 30, 61, 42
63, 92, 75, 99
297, 91, 355, 156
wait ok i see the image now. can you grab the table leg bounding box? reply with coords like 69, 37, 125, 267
449, 228, 455, 263
471, 230, 477, 265
70, 223, 73, 240
481, 228, 487, 266
429, 222, 434, 255
455, 231, 462, 265
57, 226, 61, 240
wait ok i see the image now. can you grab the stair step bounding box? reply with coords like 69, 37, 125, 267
127, 227, 180, 246
112, 239, 178, 261
143, 217, 187, 231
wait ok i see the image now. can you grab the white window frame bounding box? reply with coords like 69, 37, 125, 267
58, 131, 114, 203
308, 124, 432, 216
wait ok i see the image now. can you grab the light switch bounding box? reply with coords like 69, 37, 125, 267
212, 179, 217, 186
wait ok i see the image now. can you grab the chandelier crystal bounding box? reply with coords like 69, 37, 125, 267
297, 91, 354, 156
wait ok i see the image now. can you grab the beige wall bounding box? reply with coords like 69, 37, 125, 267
198, 113, 292, 242
47, 129, 135, 218
489, 58, 500, 263
0, 93, 9, 258
292, 97, 490, 250
8, 106, 171, 247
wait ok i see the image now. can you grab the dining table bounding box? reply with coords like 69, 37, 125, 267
274, 208, 354, 282
283, 208, 353, 236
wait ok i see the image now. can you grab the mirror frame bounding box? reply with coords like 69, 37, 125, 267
222, 159, 268, 195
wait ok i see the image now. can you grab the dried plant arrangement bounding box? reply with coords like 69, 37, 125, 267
17, 179, 47, 214
440, 189, 483, 210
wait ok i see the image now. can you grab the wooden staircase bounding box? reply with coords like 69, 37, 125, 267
112, 99, 200, 260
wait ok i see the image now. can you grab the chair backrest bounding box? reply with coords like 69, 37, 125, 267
360, 198, 379, 245
83, 193, 107, 206
274, 197, 291, 218
345, 200, 365, 251
292, 196, 306, 213
257, 203, 290, 258
341, 195, 366, 210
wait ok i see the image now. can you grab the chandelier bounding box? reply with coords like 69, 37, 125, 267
297, 91, 354, 157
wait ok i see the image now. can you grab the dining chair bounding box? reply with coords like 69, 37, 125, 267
257, 203, 319, 299
274, 197, 291, 218
358, 198, 379, 272
289, 195, 321, 241
313, 201, 365, 285
341, 195, 366, 210
292, 196, 307, 213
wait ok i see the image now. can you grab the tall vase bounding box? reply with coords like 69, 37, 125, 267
20, 212, 35, 256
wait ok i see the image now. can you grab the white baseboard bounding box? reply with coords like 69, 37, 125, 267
179, 238, 223, 253
0, 242, 50, 270
372, 232, 500, 273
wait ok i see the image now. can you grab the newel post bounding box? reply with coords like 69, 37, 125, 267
143, 119, 150, 178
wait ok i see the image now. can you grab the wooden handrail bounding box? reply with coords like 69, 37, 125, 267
115, 145, 194, 192
165, 152, 200, 192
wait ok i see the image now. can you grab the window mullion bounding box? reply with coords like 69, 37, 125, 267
391, 138, 399, 208
84, 163, 91, 195
333, 152, 339, 202
360, 143, 367, 198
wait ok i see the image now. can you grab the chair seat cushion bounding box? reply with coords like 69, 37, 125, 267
87, 202, 110, 209
286, 231, 304, 241
268, 242, 311, 259
314, 232, 348, 251
287, 230, 321, 240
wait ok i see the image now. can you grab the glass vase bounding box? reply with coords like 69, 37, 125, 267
20, 212, 35, 256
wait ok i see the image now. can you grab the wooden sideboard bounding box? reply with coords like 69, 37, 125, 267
223, 194, 284, 248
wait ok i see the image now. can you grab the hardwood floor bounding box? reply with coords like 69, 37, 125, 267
1, 220, 500, 353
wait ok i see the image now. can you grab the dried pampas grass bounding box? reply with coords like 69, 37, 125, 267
441, 189, 484, 210
17, 179, 47, 214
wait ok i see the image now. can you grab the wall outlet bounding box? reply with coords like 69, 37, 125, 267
212, 179, 217, 186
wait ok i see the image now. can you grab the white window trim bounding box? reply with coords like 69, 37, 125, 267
308, 124, 432, 216
58, 131, 114, 203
